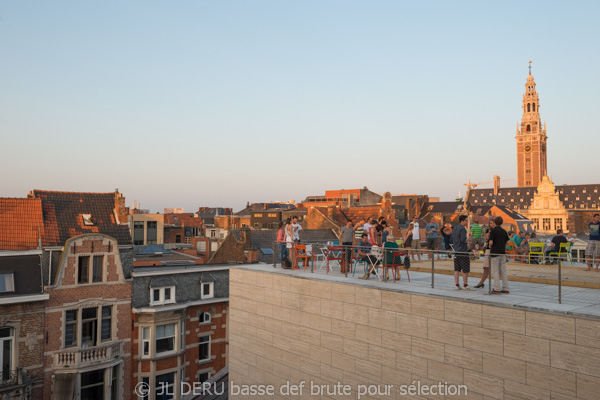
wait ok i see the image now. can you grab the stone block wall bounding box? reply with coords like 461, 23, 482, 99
229, 268, 600, 399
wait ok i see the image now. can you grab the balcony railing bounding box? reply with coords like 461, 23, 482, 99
0, 368, 21, 387
54, 341, 123, 369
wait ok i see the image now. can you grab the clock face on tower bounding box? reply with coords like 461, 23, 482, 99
524, 145, 532, 152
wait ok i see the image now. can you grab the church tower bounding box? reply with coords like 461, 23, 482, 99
516, 61, 547, 187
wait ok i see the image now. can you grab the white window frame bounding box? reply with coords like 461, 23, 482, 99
201, 282, 214, 300
198, 335, 211, 363
150, 286, 176, 306
199, 312, 211, 325
156, 323, 177, 354
142, 327, 150, 357
0, 273, 15, 293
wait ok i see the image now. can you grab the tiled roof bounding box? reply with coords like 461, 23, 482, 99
468, 184, 600, 211
0, 198, 48, 250
30, 190, 132, 245
164, 213, 204, 227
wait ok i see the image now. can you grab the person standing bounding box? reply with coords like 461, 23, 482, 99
354, 219, 365, 245
586, 214, 600, 271
292, 216, 302, 242
475, 219, 495, 288
441, 223, 453, 258
339, 220, 354, 274
425, 216, 440, 260
470, 218, 484, 250
277, 221, 288, 265
489, 216, 510, 294
452, 215, 471, 290
411, 216, 422, 261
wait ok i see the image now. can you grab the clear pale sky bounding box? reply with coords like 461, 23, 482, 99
1, 1, 599, 212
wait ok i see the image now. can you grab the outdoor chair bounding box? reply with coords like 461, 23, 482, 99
294, 244, 314, 270
547, 242, 571, 265
528, 242, 544, 264
383, 250, 410, 282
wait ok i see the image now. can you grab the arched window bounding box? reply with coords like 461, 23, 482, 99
527, 124, 531, 132
527, 103, 531, 112
532, 103, 536, 111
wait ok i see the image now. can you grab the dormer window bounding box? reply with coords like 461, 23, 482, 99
0, 273, 15, 292
82, 214, 94, 226
201, 282, 214, 299
150, 287, 175, 306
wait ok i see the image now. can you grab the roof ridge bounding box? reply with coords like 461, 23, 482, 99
32, 190, 115, 195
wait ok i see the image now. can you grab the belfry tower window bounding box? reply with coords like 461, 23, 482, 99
527, 103, 531, 112
527, 124, 531, 132
532, 103, 536, 111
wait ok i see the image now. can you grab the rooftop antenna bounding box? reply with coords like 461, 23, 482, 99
528, 59, 532, 75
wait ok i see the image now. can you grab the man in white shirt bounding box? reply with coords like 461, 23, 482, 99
411, 216, 421, 260
292, 216, 302, 242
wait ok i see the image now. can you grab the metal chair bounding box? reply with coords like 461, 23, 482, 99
548, 242, 571, 264
528, 242, 544, 264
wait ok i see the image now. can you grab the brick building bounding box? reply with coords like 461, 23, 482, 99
43, 234, 132, 400
131, 260, 229, 400
0, 250, 48, 400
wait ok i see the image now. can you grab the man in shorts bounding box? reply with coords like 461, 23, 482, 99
411, 216, 422, 261
452, 215, 471, 290
425, 216, 440, 260
586, 214, 600, 271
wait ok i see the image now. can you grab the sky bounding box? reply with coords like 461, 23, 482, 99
1, 1, 599, 213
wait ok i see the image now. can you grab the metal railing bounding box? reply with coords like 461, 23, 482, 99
269, 241, 600, 305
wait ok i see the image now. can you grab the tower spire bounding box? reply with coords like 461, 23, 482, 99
528, 59, 532, 75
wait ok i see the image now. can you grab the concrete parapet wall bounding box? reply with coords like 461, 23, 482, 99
229, 268, 600, 399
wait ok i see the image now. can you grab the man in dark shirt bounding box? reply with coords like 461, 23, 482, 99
586, 214, 600, 271
545, 229, 568, 264
489, 216, 510, 294
452, 215, 471, 290
339, 220, 354, 273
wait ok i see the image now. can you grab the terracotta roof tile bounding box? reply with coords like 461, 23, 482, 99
0, 198, 46, 250
31, 190, 132, 245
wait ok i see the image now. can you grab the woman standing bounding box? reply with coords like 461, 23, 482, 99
475, 219, 495, 288
277, 221, 288, 266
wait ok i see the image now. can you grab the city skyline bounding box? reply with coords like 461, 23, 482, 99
2, 1, 599, 212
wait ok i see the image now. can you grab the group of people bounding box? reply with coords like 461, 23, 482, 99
276, 216, 302, 266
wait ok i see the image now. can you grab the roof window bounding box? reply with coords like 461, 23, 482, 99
0, 273, 15, 292
82, 214, 94, 226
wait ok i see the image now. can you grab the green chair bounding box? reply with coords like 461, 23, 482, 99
548, 242, 571, 264
528, 242, 544, 264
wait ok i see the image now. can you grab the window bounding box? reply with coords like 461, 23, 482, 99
82, 308, 98, 346
532, 218, 539, 230
254, 213, 263, 218
110, 365, 119, 400
533, 102, 536, 111
554, 218, 563, 231
199, 312, 211, 325
150, 287, 175, 306
134, 221, 144, 246
147, 221, 157, 244
543, 218, 551, 231
267, 213, 277, 218
210, 230, 216, 238
201, 282, 214, 299
78, 257, 90, 284
64, 305, 113, 348
141, 377, 149, 400
197, 241, 207, 252
199, 335, 210, 362
65, 310, 78, 347
155, 372, 175, 400
81, 369, 104, 400
0, 273, 15, 293
0, 328, 14, 382
185, 237, 191, 244
142, 327, 150, 356
79, 256, 103, 284
82, 214, 94, 226
156, 323, 176, 354
198, 372, 210, 384
92, 256, 103, 283
101, 306, 112, 342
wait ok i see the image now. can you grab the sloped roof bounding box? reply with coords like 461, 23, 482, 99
30, 190, 132, 245
164, 213, 204, 227
426, 201, 464, 214
0, 198, 49, 250
468, 184, 600, 210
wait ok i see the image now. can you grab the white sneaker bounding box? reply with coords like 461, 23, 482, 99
463, 285, 473, 290
454, 286, 462, 290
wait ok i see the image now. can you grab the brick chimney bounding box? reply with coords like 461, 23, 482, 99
114, 189, 129, 223
493, 175, 501, 196
327, 205, 336, 219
